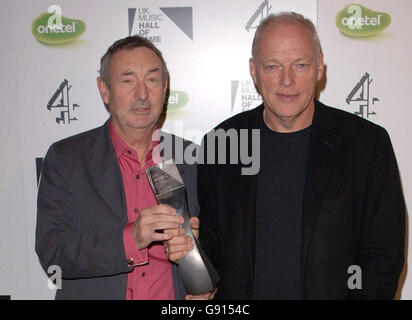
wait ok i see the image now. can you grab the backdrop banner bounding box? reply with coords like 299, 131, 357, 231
1, 0, 410, 300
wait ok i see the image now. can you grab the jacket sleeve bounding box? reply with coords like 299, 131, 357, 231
35, 144, 132, 279
354, 128, 405, 299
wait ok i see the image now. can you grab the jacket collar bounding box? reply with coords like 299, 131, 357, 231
88, 121, 186, 222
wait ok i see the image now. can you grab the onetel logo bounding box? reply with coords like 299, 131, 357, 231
166, 90, 189, 114
32, 5, 86, 45
336, 4, 391, 37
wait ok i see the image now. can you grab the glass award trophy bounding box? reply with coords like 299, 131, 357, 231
145, 160, 219, 295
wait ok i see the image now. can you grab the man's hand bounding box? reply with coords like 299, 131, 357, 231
132, 204, 184, 250
163, 216, 216, 300
163, 217, 199, 263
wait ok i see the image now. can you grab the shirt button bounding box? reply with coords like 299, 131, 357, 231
127, 150, 132, 154
135, 208, 139, 213
136, 174, 140, 179
141, 272, 146, 277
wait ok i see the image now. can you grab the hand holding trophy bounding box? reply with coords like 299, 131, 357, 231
145, 160, 219, 296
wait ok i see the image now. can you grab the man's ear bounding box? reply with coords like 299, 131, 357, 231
163, 75, 170, 100
317, 52, 325, 82
97, 77, 110, 105
162, 76, 169, 98
249, 58, 261, 94
249, 58, 257, 85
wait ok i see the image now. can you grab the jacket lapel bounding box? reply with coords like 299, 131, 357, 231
89, 121, 128, 224
301, 101, 341, 277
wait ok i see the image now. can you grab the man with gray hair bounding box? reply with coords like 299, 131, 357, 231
195, 12, 405, 299
35, 35, 213, 300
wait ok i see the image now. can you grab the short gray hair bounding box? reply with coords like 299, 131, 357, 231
99, 35, 169, 88
251, 12, 322, 59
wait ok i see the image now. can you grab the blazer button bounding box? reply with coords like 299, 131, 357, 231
127, 258, 134, 267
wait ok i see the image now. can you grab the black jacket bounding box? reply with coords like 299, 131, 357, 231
198, 100, 405, 299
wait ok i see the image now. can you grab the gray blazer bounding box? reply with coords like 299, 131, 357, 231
35, 120, 199, 300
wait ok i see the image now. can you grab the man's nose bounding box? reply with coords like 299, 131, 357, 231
280, 68, 295, 87
135, 81, 149, 101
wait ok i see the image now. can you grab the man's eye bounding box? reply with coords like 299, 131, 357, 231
264, 65, 279, 71
147, 77, 160, 86
296, 63, 309, 69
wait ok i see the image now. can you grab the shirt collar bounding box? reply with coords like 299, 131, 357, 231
109, 118, 160, 164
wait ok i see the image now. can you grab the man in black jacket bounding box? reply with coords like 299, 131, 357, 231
196, 12, 405, 299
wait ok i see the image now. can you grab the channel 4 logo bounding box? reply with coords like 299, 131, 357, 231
346, 72, 379, 119
47, 79, 80, 125
245, 0, 272, 32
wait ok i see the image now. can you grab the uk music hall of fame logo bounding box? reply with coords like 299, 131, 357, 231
231, 80, 262, 114
47, 79, 80, 124
346, 72, 379, 119
245, 0, 272, 32
128, 7, 193, 41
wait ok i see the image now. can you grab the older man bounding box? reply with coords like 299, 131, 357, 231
196, 12, 405, 299
35, 35, 205, 300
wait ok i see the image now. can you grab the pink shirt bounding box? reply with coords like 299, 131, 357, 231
109, 120, 175, 300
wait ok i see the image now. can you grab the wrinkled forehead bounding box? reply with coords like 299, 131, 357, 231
113, 47, 162, 66
257, 21, 317, 56
109, 47, 164, 76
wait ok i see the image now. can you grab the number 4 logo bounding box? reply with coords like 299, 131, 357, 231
346, 72, 380, 118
